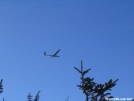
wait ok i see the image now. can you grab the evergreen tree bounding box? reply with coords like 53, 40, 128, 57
74, 60, 118, 101
27, 92, 32, 101
27, 91, 41, 101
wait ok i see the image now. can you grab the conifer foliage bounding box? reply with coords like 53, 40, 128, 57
0, 79, 3, 94
0, 60, 120, 101
74, 60, 118, 101
27, 91, 41, 101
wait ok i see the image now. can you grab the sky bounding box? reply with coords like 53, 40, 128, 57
0, 0, 134, 101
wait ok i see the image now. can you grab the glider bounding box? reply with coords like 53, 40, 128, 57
44, 49, 60, 58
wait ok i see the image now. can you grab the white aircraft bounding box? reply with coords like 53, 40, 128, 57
44, 49, 60, 58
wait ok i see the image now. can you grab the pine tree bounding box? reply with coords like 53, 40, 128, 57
27, 91, 41, 101
74, 60, 118, 101
27, 92, 32, 101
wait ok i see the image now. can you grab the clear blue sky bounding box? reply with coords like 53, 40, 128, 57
0, 1, 134, 101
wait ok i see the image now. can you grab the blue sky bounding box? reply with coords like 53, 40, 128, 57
0, 1, 134, 101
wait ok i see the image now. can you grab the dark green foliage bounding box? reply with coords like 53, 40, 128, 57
74, 60, 118, 101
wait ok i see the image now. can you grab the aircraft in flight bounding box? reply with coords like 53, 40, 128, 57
44, 49, 60, 58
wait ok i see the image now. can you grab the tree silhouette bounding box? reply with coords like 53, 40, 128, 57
34, 91, 41, 101
0, 79, 3, 94
74, 60, 118, 101
3, 60, 134, 101
27, 92, 33, 101
27, 91, 41, 101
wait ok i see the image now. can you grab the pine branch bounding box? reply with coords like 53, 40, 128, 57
0, 79, 3, 93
